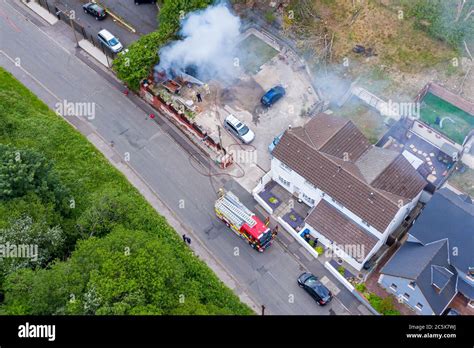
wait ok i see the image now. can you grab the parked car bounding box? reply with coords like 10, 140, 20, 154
297, 272, 332, 305
82, 2, 107, 20
224, 114, 255, 144
268, 131, 284, 153
97, 29, 123, 53
261, 85, 285, 107
134, 0, 156, 4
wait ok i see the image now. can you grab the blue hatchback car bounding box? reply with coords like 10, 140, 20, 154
261, 86, 286, 107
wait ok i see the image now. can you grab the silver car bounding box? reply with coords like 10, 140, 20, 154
224, 114, 255, 144
97, 29, 123, 53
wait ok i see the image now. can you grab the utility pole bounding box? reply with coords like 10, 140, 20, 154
261, 305, 265, 316
69, 11, 79, 48
217, 125, 224, 154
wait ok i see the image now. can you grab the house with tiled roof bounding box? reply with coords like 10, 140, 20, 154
256, 112, 426, 271
379, 187, 474, 314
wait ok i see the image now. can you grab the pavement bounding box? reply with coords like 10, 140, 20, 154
0, 0, 366, 315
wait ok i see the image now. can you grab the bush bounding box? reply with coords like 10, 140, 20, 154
264, 10, 276, 23
0, 144, 71, 214
315, 246, 324, 255
338, 266, 345, 276
366, 293, 400, 315
355, 283, 366, 293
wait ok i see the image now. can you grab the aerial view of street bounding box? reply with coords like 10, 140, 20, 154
0, 0, 472, 346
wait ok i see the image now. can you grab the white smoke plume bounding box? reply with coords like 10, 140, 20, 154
155, 3, 241, 82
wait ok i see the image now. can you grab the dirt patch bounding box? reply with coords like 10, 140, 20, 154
219, 77, 265, 111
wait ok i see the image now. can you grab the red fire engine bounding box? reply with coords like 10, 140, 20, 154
215, 190, 274, 252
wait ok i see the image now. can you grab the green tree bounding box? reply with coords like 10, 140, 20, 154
0, 215, 64, 281
0, 144, 71, 214
2, 227, 252, 315
75, 190, 134, 239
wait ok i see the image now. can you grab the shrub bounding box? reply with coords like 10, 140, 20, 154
315, 246, 324, 255
355, 283, 366, 293
366, 293, 400, 315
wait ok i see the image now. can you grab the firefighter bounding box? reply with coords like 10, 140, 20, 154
272, 225, 279, 237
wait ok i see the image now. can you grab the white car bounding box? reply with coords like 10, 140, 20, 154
224, 114, 255, 144
97, 29, 123, 53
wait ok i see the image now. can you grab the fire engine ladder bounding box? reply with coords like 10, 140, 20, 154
216, 192, 256, 228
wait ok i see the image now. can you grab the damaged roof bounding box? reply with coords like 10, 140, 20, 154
272, 113, 426, 232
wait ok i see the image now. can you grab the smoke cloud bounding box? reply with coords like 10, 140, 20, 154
155, 3, 241, 82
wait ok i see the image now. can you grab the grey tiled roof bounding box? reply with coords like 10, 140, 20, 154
409, 188, 474, 274
381, 240, 457, 314
381, 240, 446, 280
431, 265, 454, 291
457, 277, 474, 300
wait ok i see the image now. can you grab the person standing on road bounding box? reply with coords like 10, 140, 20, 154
182, 234, 187, 243
196, 92, 202, 103
186, 237, 192, 245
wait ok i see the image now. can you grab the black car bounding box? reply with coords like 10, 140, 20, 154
134, 0, 157, 4
82, 2, 106, 20
297, 272, 332, 305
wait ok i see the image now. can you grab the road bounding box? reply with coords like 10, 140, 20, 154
0, 0, 364, 315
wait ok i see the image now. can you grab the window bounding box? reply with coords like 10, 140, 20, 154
390, 283, 398, 291
403, 293, 410, 300
408, 281, 416, 290
280, 162, 292, 172
416, 303, 423, 310
469, 300, 474, 309
278, 176, 290, 187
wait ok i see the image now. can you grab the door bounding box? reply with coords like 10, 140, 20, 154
98, 33, 106, 46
